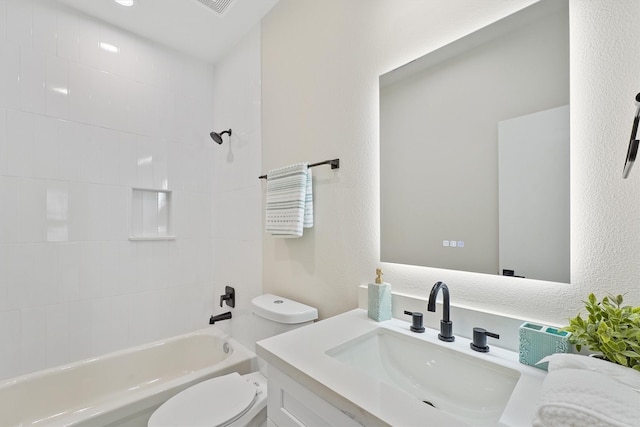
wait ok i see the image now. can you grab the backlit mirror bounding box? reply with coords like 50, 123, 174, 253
380, 0, 570, 283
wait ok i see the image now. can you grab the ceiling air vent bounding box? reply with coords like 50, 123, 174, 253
194, 0, 236, 16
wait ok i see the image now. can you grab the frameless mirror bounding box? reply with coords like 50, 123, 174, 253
380, 0, 570, 283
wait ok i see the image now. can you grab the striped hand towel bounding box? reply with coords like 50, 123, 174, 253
303, 168, 313, 229
265, 163, 314, 237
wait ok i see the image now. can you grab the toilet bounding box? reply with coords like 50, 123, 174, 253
148, 294, 318, 427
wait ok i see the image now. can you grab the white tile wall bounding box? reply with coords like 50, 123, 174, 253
19, 49, 47, 114
0, 108, 6, 175
0, 1, 6, 42
5, 0, 32, 50
0, 0, 219, 380
0, 41, 20, 108
0, 309, 20, 379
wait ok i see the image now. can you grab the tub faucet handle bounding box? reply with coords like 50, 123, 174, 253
220, 286, 235, 308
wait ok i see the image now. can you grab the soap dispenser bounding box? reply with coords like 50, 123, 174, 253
368, 268, 392, 321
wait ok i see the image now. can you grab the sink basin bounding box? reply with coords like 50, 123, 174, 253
327, 328, 521, 426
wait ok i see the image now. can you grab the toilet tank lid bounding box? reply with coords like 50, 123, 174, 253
251, 294, 318, 324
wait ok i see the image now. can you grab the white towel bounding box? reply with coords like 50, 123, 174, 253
265, 163, 313, 237
532, 358, 640, 427
539, 353, 640, 391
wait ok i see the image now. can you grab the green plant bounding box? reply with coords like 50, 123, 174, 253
563, 293, 640, 371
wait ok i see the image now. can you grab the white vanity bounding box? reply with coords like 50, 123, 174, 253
256, 309, 547, 427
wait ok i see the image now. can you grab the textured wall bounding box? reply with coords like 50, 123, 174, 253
261, 0, 640, 323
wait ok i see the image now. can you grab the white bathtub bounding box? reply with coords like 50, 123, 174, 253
0, 326, 257, 427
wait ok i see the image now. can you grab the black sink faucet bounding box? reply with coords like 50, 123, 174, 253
427, 281, 455, 342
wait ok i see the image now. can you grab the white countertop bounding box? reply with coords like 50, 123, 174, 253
256, 309, 547, 427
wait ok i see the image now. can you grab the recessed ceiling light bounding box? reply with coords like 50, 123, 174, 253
114, 0, 135, 6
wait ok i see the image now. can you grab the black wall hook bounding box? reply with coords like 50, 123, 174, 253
622, 92, 640, 178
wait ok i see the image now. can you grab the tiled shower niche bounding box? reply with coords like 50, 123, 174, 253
130, 188, 174, 240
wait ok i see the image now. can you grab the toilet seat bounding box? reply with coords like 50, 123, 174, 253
148, 373, 260, 427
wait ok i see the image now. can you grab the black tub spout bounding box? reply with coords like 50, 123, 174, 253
209, 311, 232, 324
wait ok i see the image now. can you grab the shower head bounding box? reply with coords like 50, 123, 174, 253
210, 129, 232, 145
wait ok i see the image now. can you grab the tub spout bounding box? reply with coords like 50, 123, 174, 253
209, 311, 232, 324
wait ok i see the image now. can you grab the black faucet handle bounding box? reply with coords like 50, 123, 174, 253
219, 286, 235, 308
403, 311, 425, 333
219, 294, 229, 307
470, 327, 500, 352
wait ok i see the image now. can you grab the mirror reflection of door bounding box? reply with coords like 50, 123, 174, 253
498, 106, 570, 283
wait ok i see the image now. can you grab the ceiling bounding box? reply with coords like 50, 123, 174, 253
56, 0, 279, 64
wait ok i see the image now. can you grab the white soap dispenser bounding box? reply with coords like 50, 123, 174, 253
368, 268, 392, 321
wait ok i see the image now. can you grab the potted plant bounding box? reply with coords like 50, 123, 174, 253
563, 293, 640, 371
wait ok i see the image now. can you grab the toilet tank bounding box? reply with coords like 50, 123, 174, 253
251, 294, 318, 344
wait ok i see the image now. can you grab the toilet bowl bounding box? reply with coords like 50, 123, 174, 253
148, 294, 318, 427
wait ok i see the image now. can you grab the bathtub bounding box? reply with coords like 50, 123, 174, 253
0, 326, 257, 427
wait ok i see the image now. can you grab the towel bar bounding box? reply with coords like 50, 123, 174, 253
259, 159, 340, 180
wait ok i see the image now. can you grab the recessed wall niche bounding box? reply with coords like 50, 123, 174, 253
130, 188, 175, 240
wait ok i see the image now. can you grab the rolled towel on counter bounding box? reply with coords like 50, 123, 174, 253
538, 353, 640, 391
532, 363, 640, 426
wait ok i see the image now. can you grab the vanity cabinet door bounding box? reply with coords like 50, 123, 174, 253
267, 366, 362, 427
